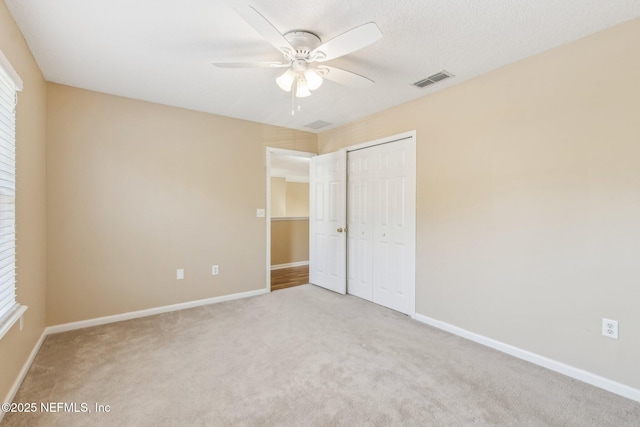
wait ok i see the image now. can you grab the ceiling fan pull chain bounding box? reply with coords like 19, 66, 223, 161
291, 82, 295, 116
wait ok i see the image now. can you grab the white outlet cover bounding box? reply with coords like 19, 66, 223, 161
177, 269, 184, 280
212, 265, 219, 275
256, 208, 265, 218
602, 318, 619, 339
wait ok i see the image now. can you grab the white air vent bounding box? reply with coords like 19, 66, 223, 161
413, 70, 454, 88
304, 120, 332, 129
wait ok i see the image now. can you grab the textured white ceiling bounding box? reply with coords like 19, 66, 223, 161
5, 0, 640, 133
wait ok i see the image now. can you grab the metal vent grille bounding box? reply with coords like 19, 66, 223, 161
304, 120, 332, 129
413, 70, 454, 88
414, 79, 434, 88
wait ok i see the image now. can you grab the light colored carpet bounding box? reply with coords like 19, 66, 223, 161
3, 284, 639, 426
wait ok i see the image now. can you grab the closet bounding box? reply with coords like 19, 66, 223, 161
346, 137, 416, 314
309, 133, 416, 315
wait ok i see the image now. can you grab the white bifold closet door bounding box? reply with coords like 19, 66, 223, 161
347, 138, 416, 314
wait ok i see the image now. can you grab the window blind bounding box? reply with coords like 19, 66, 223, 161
0, 53, 24, 339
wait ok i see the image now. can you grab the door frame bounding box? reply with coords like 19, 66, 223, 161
265, 147, 316, 292
345, 130, 416, 153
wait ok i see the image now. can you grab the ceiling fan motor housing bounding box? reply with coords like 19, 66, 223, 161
284, 31, 322, 60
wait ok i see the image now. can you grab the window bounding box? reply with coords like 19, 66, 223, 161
0, 50, 25, 340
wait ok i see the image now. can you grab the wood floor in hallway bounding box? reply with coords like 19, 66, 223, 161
271, 265, 309, 291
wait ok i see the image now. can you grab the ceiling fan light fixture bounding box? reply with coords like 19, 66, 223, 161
276, 69, 295, 92
220, 7, 383, 108
296, 77, 311, 98
304, 68, 323, 91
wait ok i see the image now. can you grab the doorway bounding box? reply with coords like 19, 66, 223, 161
309, 131, 417, 315
266, 148, 315, 292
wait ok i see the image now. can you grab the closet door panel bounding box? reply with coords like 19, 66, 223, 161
347, 150, 373, 300
346, 136, 415, 315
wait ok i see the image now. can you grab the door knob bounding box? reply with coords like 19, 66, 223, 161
337, 227, 343, 233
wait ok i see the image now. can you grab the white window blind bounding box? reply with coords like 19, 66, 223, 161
0, 50, 26, 340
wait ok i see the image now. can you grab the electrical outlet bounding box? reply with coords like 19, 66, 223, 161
602, 318, 618, 339
212, 265, 219, 275
256, 208, 265, 218
176, 269, 184, 280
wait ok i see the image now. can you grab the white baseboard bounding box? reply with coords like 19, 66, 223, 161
412, 313, 640, 403
47, 288, 268, 335
270, 261, 309, 270
1, 329, 47, 421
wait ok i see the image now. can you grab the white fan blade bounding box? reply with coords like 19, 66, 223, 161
320, 66, 374, 88
311, 23, 382, 62
234, 6, 294, 55
212, 62, 289, 68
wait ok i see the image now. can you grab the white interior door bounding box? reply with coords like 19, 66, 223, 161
309, 150, 347, 294
347, 138, 416, 315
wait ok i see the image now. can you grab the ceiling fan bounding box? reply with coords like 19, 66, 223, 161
212, 6, 383, 100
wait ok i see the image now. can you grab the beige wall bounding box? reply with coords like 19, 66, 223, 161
0, 1, 47, 403
285, 182, 309, 217
271, 179, 309, 218
319, 18, 640, 390
46, 83, 316, 325
271, 220, 309, 266
270, 177, 287, 217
